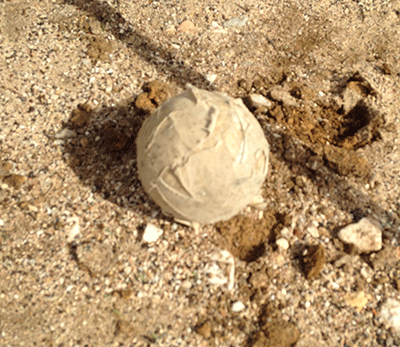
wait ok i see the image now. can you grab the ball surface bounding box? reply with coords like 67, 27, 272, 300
136, 85, 270, 224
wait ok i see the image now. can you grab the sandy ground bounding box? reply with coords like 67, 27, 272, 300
1, 0, 400, 346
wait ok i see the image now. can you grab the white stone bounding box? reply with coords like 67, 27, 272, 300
280, 227, 292, 239
249, 94, 273, 109
338, 218, 382, 253
269, 85, 299, 107
181, 280, 192, 290
276, 237, 289, 251
205, 74, 217, 84
55, 129, 77, 139
380, 299, 400, 332
143, 223, 163, 243
67, 216, 80, 243
223, 16, 248, 28
307, 226, 320, 238
231, 301, 245, 312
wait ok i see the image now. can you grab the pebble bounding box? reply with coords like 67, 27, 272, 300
269, 85, 300, 107
223, 16, 248, 28
67, 217, 80, 243
276, 238, 289, 251
53, 139, 65, 146
80, 137, 89, 148
345, 291, 370, 312
55, 129, 77, 139
231, 301, 245, 312
380, 299, 400, 332
280, 227, 292, 239
178, 20, 197, 33
342, 81, 368, 113
307, 226, 320, 238
143, 223, 163, 243
248, 93, 274, 109
338, 218, 382, 253
205, 74, 217, 84
181, 280, 192, 290
195, 321, 212, 338
69, 106, 91, 128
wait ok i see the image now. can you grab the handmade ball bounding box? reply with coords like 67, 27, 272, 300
136, 85, 270, 224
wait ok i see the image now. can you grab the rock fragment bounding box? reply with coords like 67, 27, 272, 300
342, 81, 369, 113
69, 104, 92, 128
231, 301, 246, 312
178, 20, 197, 33
338, 218, 382, 253
276, 238, 289, 251
269, 85, 299, 107
345, 291, 370, 312
55, 128, 77, 139
195, 321, 212, 338
247, 93, 274, 110
380, 299, 400, 332
142, 223, 163, 243
223, 16, 248, 28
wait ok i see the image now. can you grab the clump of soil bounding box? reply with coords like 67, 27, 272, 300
135, 80, 175, 113
239, 74, 384, 180
303, 244, 326, 280
215, 214, 276, 262
86, 36, 114, 61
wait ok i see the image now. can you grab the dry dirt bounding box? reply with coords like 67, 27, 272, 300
1, 0, 400, 346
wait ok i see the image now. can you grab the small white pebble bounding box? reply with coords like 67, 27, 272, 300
249, 93, 273, 109
0, 219, 4, 226
143, 223, 163, 243
205, 74, 217, 84
231, 301, 245, 312
331, 282, 340, 290
181, 280, 192, 290
276, 238, 289, 250
280, 227, 291, 239
55, 129, 77, 140
338, 218, 382, 253
307, 226, 319, 238
381, 299, 400, 332
67, 217, 80, 243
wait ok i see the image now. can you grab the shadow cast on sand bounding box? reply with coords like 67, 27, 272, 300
63, 0, 213, 90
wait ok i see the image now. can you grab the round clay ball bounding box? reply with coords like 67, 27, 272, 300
136, 85, 270, 224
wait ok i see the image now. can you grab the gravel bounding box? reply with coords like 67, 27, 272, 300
1, 0, 400, 346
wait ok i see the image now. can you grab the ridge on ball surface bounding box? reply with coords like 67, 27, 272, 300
136, 85, 270, 224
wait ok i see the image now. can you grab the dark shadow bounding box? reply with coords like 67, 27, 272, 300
243, 243, 266, 263
62, 100, 163, 220
62, 0, 213, 90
